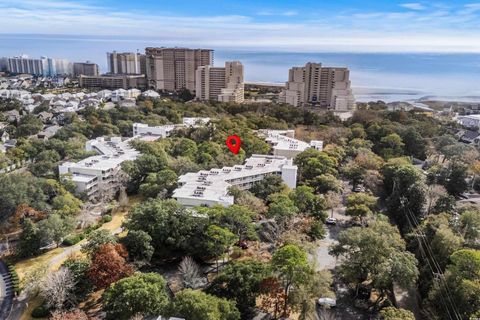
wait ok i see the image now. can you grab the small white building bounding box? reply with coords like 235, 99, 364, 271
173, 154, 298, 207
133, 123, 176, 139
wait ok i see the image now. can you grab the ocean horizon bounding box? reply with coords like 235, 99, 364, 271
1, 34, 480, 102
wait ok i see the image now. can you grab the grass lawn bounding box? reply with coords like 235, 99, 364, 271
14, 247, 64, 280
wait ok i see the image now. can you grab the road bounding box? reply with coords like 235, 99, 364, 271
0, 260, 14, 320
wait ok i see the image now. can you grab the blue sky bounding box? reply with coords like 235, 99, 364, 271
2, 0, 480, 52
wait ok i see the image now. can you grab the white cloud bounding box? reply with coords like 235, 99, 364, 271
257, 10, 298, 16
400, 3, 426, 10
1, 0, 480, 53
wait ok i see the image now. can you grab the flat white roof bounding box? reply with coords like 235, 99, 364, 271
61, 137, 140, 172
173, 154, 293, 204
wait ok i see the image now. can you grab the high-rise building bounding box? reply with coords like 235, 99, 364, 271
279, 62, 355, 111
55, 59, 73, 75
195, 61, 244, 103
73, 61, 100, 77
5, 55, 61, 76
107, 51, 146, 74
145, 47, 213, 92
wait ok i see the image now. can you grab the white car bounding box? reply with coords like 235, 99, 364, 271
326, 217, 337, 225
317, 297, 336, 307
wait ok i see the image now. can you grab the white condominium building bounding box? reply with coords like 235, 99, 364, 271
145, 47, 213, 92
5, 55, 61, 76
173, 154, 298, 207
195, 61, 244, 103
132, 117, 211, 140
258, 129, 323, 159
279, 62, 355, 111
59, 137, 140, 200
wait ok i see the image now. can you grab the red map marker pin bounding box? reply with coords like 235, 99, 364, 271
226, 135, 241, 154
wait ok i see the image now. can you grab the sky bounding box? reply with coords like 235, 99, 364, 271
2, 0, 480, 52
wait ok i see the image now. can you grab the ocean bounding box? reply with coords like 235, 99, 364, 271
1, 34, 480, 102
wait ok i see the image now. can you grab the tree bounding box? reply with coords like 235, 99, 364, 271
250, 175, 286, 200
345, 204, 372, 224
271, 244, 313, 317
330, 220, 419, 303
207, 205, 257, 240
380, 307, 415, 320
205, 225, 238, 272
311, 173, 342, 194
295, 148, 338, 182
458, 208, 480, 244
439, 161, 469, 197
427, 249, 480, 320
51, 193, 83, 216
345, 193, 377, 224
343, 161, 365, 190
123, 230, 154, 263
37, 214, 75, 247
169, 289, 240, 320
401, 127, 427, 160
266, 193, 299, 228
346, 192, 377, 208
307, 220, 326, 240
178, 256, 202, 289
124, 199, 210, 258
290, 185, 326, 217
102, 273, 170, 320
138, 169, 178, 199
325, 191, 342, 218
425, 185, 448, 214
87, 243, 134, 289
40, 267, 76, 310
379, 133, 404, 159
17, 218, 41, 258
81, 229, 117, 256
62, 255, 93, 300
289, 270, 333, 320
0, 174, 48, 220
208, 260, 269, 320
382, 160, 426, 231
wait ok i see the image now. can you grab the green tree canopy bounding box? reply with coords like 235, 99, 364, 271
102, 273, 170, 320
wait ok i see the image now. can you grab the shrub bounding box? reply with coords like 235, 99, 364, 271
101, 214, 112, 223
7, 263, 21, 294
31, 305, 50, 318
62, 234, 84, 246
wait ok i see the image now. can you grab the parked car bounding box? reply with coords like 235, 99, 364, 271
317, 297, 336, 308
326, 217, 337, 225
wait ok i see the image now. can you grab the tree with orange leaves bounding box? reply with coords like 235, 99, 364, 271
87, 243, 134, 289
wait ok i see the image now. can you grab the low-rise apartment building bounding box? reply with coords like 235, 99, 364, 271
59, 137, 140, 201
132, 117, 210, 140
258, 129, 323, 159
173, 154, 297, 207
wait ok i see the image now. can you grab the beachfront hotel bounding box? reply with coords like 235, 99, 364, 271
279, 62, 356, 111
